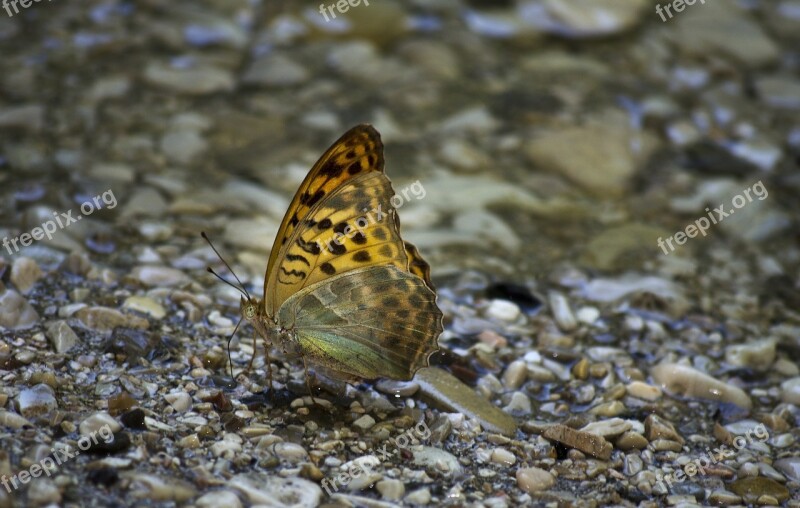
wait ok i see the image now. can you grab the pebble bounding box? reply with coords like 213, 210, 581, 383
143, 62, 235, 95
242, 53, 310, 87
404, 487, 432, 505
0, 409, 32, 429
502, 360, 528, 390
779, 377, 800, 405
516, 467, 555, 493
80, 412, 122, 437
227, 474, 322, 507
161, 129, 206, 165
580, 418, 631, 439
376, 479, 405, 501
615, 431, 649, 451
17, 384, 58, 418
196, 490, 242, 508
724, 339, 776, 370
490, 448, 516, 466
548, 291, 577, 331
650, 363, 752, 410
27, 478, 61, 506
774, 457, 800, 482
415, 367, 517, 436
45, 320, 80, 353
123, 296, 167, 319
352, 414, 376, 431
0, 287, 40, 330
413, 447, 463, 477
10, 256, 42, 294
75, 306, 148, 334
122, 473, 196, 502
165, 392, 192, 412
272, 442, 309, 463
626, 381, 662, 401
130, 265, 190, 287
543, 424, 613, 460
707, 489, 742, 506
502, 391, 532, 417
486, 299, 521, 322
729, 477, 789, 504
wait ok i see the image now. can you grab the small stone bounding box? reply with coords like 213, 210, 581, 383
165, 392, 192, 412
548, 291, 577, 331
644, 414, 684, 444
0, 409, 32, 429
780, 377, 800, 405
486, 299, 520, 322
490, 448, 516, 466
242, 54, 309, 87
651, 363, 752, 410
413, 447, 462, 477
179, 434, 201, 449
729, 477, 789, 504
543, 424, 613, 460
516, 467, 555, 493
273, 442, 309, 463
196, 490, 242, 508
352, 414, 376, 431
161, 129, 206, 164
626, 381, 662, 401
123, 296, 166, 319
130, 266, 190, 287
0, 287, 39, 330
18, 384, 58, 418
615, 431, 648, 451
122, 473, 196, 502
502, 360, 528, 390
580, 418, 632, 439
376, 479, 405, 501
774, 457, 800, 482
404, 487, 431, 505
707, 489, 742, 506
144, 62, 235, 95
725, 339, 776, 370
26, 478, 61, 506
502, 391, 532, 416
10, 257, 42, 294
229, 475, 321, 507
80, 412, 122, 437
45, 320, 80, 353
75, 306, 147, 334
374, 379, 420, 397
415, 367, 517, 436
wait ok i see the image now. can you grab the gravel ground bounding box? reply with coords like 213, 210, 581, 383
1, 1, 799, 507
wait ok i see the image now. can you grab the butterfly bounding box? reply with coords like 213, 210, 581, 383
206, 125, 442, 392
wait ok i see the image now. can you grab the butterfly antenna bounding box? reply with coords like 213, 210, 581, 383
226, 316, 243, 378
201, 231, 251, 300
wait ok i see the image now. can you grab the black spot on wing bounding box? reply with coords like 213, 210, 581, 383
296, 238, 321, 255
353, 251, 371, 263
317, 218, 332, 230
320, 262, 336, 275
352, 232, 367, 245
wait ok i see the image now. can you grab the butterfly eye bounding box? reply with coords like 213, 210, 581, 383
245, 306, 255, 318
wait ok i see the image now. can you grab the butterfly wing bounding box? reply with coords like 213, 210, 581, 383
276, 264, 442, 380
264, 124, 384, 317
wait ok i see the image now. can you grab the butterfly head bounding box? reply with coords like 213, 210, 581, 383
240, 295, 262, 322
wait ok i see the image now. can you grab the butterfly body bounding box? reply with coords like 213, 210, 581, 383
235, 125, 442, 384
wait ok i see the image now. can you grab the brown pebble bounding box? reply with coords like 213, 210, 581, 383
542, 424, 613, 460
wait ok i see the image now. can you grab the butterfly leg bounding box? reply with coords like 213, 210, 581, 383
300, 353, 321, 406
264, 340, 274, 392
